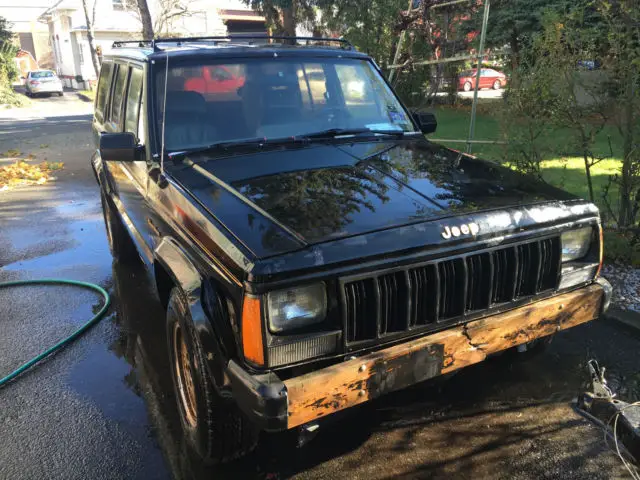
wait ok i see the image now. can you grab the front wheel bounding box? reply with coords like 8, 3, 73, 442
58, 91, 64, 96
166, 288, 258, 464
493, 80, 502, 90
463, 81, 472, 92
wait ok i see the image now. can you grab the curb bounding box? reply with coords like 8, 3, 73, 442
604, 306, 640, 333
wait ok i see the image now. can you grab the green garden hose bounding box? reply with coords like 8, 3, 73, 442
0, 278, 111, 388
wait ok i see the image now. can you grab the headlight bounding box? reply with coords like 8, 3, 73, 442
561, 227, 592, 262
267, 283, 327, 333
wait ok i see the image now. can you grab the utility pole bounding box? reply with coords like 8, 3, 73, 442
466, 0, 490, 154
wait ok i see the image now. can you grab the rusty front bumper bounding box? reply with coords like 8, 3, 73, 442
227, 280, 610, 431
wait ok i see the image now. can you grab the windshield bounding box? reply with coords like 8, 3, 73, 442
31, 71, 55, 78
154, 57, 416, 152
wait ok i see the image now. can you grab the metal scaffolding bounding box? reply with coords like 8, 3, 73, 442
388, 0, 492, 154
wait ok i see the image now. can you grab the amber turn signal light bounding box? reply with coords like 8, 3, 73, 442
241, 295, 265, 366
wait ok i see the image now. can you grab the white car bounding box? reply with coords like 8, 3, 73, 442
25, 70, 64, 97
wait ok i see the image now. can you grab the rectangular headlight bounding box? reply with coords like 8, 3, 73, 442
267, 283, 327, 333
561, 227, 592, 262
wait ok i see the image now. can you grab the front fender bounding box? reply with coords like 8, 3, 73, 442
154, 237, 230, 388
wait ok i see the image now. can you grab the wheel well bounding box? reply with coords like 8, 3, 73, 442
154, 261, 175, 310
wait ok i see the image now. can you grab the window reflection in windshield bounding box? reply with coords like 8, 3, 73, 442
155, 58, 415, 152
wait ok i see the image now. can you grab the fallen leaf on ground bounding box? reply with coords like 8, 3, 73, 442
0, 160, 65, 191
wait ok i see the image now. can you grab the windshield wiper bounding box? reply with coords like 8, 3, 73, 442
167, 136, 304, 159
300, 128, 410, 140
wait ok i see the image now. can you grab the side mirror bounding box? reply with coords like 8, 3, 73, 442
99, 132, 136, 161
412, 111, 437, 135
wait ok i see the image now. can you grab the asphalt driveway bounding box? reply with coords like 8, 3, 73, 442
0, 105, 637, 479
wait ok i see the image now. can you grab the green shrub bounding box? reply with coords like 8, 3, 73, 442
603, 230, 640, 266
0, 85, 28, 107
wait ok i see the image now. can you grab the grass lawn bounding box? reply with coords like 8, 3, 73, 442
427, 105, 623, 215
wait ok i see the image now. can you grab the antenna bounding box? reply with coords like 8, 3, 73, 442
160, 53, 169, 172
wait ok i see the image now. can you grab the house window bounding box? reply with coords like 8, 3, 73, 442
78, 43, 85, 65
113, 0, 124, 11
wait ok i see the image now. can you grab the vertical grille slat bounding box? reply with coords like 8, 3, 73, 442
344, 278, 377, 342
408, 265, 438, 327
343, 236, 562, 344
438, 259, 465, 320
377, 272, 408, 336
466, 253, 492, 312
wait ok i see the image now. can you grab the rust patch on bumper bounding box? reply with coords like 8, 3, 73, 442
284, 284, 604, 429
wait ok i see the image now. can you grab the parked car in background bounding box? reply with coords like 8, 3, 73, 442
183, 65, 245, 97
458, 68, 507, 92
24, 70, 64, 97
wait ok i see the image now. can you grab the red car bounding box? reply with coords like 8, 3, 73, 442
458, 68, 507, 92
183, 65, 245, 95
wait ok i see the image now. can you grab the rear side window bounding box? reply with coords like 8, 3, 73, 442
125, 67, 143, 138
95, 63, 113, 122
109, 65, 129, 127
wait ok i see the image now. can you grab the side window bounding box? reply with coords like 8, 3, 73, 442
95, 62, 114, 122
109, 64, 129, 128
125, 67, 143, 138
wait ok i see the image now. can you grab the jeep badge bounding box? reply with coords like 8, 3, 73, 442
441, 223, 479, 239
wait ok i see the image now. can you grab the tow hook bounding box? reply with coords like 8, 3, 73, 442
577, 360, 640, 464
298, 422, 320, 448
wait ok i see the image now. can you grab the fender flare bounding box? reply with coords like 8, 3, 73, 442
154, 237, 230, 388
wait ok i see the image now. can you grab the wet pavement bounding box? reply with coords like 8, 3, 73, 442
1, 109, 639, 479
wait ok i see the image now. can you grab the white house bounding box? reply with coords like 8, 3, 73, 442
37, 0, 266, 89
0, 0, 54, 68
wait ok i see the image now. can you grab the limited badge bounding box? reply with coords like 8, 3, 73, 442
441, 222, 479, 239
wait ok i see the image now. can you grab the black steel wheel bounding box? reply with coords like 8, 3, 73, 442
166, 287, 258, 464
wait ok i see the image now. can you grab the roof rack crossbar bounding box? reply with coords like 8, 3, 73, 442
150, 35, 354, 52
112, 40, 153, 48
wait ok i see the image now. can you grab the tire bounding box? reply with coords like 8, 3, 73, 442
493, 80, 501, 90
25, 90, 31, 98
58, 91, 64, 97
166, 287, 258, 464
100, 189, 138, 263
463, 81, 472, 92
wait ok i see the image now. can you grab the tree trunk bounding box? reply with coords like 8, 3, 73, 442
137, 0, 154, 40
583, 153, 595, 202
510, 30, 519, 72
81, 0, 101, 79
618, 69, 635, 226
282, 0, 297, 38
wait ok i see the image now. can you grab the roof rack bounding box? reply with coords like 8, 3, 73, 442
111, 40, 153, 49
112, 35, 354, 52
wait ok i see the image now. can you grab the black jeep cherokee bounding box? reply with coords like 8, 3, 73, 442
92, 36, 612, 463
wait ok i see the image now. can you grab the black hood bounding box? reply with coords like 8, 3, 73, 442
171, 139, 576, 255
